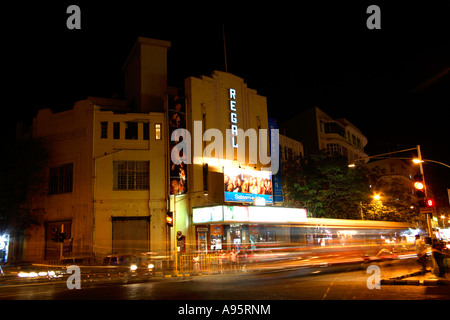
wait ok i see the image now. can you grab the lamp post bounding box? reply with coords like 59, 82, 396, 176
415, 146, 435, 240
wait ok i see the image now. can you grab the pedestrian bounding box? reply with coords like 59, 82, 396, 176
431, 239, 447, 278
229, 249, 238, 272
193, 254, 200, 273
415, 235, 428, 271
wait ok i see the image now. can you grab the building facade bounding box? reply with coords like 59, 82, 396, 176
280, 106, 368, 162
176, 71, 307, 253
26, 98, 167, 260
279, 133, 304, 162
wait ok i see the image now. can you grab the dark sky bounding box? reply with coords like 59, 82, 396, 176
4, 1, 450, 199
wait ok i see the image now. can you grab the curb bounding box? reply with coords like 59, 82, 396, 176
380, 269, 450, 286
381, 278, 449, 286
381, 269, 449, 286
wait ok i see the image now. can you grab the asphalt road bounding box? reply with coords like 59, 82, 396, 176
0, 260, 448, 302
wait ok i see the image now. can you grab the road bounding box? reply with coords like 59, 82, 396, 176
0, 260, 448, 301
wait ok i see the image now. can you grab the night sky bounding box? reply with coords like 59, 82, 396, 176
4, 2, 449, 200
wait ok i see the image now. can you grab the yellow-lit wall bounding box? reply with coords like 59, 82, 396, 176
27, 99, 168, 260
92, 108, 166, 257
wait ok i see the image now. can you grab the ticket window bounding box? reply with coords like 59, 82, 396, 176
210, 225, 223, 251
196, 226, 208, 253
229, 226, 241, 251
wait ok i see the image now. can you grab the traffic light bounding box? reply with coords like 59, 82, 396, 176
50, 227, 66, 242
166, 211, 173, 227
59, 232, 66, 242
51, 228, 59, 242
413, 174, 426, 198
426, 199, 434, 207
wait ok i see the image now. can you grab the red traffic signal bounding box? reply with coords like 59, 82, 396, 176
426, 199, 434, 207
166, 212, 173, 227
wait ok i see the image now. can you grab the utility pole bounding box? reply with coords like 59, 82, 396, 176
417, 145, 437, 274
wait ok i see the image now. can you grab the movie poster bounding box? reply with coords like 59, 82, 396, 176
223, 167, 273, 204
168, 95, 188, 195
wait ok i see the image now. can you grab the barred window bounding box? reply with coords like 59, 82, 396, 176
113, 161, 149, 190
49, 163, 73, 194
326, 143, 341, 155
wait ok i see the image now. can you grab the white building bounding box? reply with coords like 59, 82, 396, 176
280, 106, 368, 162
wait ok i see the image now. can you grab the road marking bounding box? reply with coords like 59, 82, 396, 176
321, 268, 352, 300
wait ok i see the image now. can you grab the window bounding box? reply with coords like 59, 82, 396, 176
113, 122, 120, 139
101, 122, 108, 139
143, 122, 149, 140
113, 161, 149, 190
125, 122, 138, 140
324, 122, 345, 138
49, 163, 73, 194
155, 123, 161, 140
326, 143, 341, 155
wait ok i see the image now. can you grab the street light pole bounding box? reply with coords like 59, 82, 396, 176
416, 145, 434, 241
417, 145, 438, 275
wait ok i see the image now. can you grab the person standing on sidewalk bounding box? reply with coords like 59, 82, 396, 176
229, 249, 238, 272
415, 235, 428, 271
431, 239, 447, 278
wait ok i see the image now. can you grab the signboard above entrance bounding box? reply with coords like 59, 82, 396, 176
192, 205, 307, 224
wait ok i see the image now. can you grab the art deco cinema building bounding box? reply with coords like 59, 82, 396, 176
23, 37, 305, 262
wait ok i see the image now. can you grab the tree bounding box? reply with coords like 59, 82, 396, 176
281, 151, 371, 219
0, 128, 48, 235
363, 166, 422, 223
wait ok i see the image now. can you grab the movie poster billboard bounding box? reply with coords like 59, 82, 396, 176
168, 95, 187, 195
223, 167, 273, 204
268, 118, 283, 203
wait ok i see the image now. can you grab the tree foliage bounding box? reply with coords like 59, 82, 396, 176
281, 151, 423, 223
0, 130, 48, 233
281, 151, 371, 219
363, 166, 422, 223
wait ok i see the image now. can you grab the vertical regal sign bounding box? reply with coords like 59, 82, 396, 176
229, 88, 238, 148
168, 95, 188, 195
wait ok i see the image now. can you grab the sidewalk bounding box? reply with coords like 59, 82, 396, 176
380, 262, 449, 286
